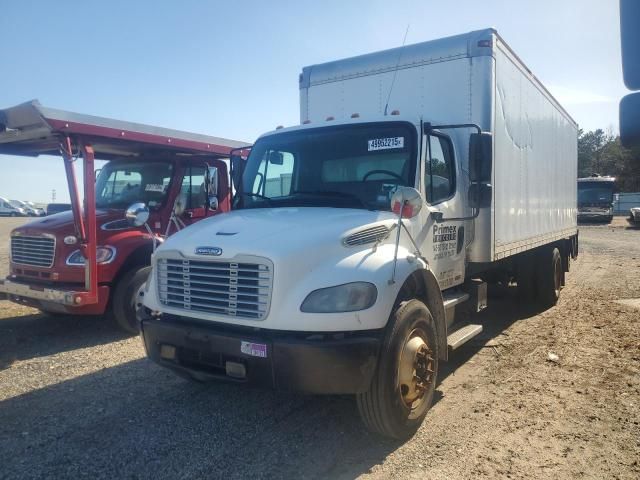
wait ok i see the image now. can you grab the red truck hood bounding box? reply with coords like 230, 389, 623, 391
13, 209, 123, 237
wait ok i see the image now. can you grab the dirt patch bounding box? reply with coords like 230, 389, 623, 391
0, 218, 638, 479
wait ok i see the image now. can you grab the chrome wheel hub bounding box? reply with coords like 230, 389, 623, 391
398, 330, 434, 408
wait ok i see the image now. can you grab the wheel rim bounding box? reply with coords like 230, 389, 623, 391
397, 328, 435, 410
553, 255, 562, 296
129, 284, 146, 329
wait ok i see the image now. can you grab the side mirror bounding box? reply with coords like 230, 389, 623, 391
208, 196, 219, 211
390, 187, 423, 218
468, 183, 492, 209
230, 154, 245, 191
206, 166, 218, 196
620, 92, 640, 147
469, 132, 492, 183
125, 202, 150, 227
268, 150, 284, 165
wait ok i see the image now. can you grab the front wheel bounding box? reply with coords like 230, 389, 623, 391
357, 299, 438, 439
112, 266, 152, 334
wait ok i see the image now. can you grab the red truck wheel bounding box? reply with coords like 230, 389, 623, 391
112, 266, 152, 334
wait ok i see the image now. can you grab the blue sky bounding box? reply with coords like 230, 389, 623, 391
0, 0, 624, 203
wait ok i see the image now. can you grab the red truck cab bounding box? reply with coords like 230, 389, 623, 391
0, 100, 247, 332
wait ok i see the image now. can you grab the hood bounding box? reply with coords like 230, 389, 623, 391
157, 207, 396, 260
13, 209, 123, 236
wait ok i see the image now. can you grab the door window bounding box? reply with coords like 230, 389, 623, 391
180, 166, 207, 209
425, 134, 455, 204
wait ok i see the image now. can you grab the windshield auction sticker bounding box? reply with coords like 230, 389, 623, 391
367, 137, 404, 151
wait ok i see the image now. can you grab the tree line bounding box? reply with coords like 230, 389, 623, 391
578, 128, 640, 192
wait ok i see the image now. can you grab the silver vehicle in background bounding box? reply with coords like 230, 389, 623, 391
9, 199, 42, 216
0, 197, 26, 216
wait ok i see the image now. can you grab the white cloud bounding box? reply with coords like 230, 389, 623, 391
547, 85, 614, 105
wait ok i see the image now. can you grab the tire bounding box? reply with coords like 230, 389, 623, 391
112, 266, 151, 334
357, 299, 438, 440
535, 247, 563, 309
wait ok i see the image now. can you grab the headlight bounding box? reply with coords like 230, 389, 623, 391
300, 282, 377, 313
66, 246, 116, 266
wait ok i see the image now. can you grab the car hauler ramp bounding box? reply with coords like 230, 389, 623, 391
0, 99, 248, 311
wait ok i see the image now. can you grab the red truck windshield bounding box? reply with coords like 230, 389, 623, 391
95, 161, 173, 210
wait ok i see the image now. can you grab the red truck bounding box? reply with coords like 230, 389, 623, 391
0, 100, 247, 332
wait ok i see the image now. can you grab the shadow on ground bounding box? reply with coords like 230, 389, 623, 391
0, 303, 130, 369
0, 289, 542, 479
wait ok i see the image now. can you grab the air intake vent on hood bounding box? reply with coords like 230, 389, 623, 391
343, 225, 391, 246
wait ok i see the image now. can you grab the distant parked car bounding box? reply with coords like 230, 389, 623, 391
0, 197, 26, 216
24, 201, 46, 216
45, 203, 72, 216
10, 199, 40, 216
629, 207, 640, 226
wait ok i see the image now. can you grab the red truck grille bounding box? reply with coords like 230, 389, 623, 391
157, 258, 272, 320
11, 235, 56, 268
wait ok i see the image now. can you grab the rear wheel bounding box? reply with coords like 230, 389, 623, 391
536, 247, 563, 308
112, 266, 151, 334
357, 299, 438, 439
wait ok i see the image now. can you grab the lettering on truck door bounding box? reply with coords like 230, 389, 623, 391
419, 132, 466, 289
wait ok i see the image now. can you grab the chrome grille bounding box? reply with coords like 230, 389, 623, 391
343, 225, 391, 246
11, 235, 56, 267
157, 258, 272, 320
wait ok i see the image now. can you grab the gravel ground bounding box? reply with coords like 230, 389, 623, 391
0, 216, 638, 479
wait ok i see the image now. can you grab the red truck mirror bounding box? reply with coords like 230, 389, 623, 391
125, 202, 150, 227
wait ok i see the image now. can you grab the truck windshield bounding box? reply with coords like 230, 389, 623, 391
236, 122, 417, 210
96, 161, 173, 210
578, 182, 614, 205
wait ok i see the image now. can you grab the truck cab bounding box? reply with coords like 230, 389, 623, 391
577, 175, 616, 223
0, 100, 247, 332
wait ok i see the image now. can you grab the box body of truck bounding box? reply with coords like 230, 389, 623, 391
300, 28, 578, 264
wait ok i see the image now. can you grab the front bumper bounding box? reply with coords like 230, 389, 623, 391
0, 278, 110, 315
140, 314, 382, 395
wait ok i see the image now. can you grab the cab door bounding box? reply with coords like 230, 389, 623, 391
418, 131, 467, 290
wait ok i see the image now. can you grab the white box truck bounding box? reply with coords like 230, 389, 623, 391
139, 28, 579, 439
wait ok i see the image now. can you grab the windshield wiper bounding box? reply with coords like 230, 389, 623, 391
291, 190, 368, 208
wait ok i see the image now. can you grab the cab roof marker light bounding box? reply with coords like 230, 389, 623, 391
302, 120, 311, 124
477, 39, 492, 48
326, 116, 335, 121
351, 113, 360, 118
275, 125, 284, 130
390, 110, 400, 116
